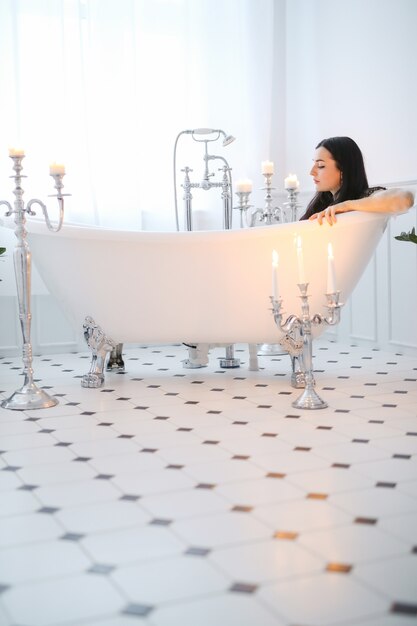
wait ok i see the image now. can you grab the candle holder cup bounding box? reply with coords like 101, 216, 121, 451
1, 154, 70, 410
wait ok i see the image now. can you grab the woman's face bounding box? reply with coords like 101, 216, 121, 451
310, 146, 342, 195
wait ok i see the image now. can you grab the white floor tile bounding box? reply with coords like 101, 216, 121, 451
259, 572, 389, 625
354, 554, 417, 603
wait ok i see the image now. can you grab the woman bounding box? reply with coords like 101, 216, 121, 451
300, 136, 414, 224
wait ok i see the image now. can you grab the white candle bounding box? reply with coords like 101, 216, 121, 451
272, 249, 279, 299
49, 162, 66, 175
284, 173, 299, 190
261, 160, 274, 175
327, 243, 336, 293
8, 147, 25, 157
296, 236, 306, 284
236, 179, 253, 193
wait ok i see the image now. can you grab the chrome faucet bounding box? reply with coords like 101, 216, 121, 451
173, 128, 235, 231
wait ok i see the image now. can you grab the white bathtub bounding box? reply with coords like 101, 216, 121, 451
24, 211, 388, 385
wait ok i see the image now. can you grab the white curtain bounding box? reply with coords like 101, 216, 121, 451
0, 0, 276, 229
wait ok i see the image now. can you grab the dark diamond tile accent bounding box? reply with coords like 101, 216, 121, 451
135, 406, 149, 410
38, 507, 59, 514
376, 481, 396, 488
207, 410, 222, 414
165, 392, 178, 396
18, 484, 38, 491
155, 415, 170, 420
233, 421, 248, 425
337, 376, 350, 379
350, 394, 364, 399
122, 603, 154, 617
233, 396, 247, 400
120, 495, 141, 502
177, 427, 193, 432
262, 433, 277, 437
391, 602, 417, 616
81, 411, 96, 415
285, 414, 300, 419
211, 388, 224, 392
257, 404, 272, 408
326, 562, 353, 573
255, 384, 268, 387
65, 402, 80, 406
332, 463, 350, 469
191, 381, 204, 385
118, 434, 134, 439
266, 472, 286, 479
323, 387, 336, 391
131, 378, 143, 381
294, 446, 311, 452
166, 464, 184, 470
73, 457, 91, 462
25, 417, 40, 422
88, 563, 116, 575
150, 518, 172, 526
61, 532, 84, 541
352, 439, 369, 444
412, 546, 417, 554
232, 455, 250, 460
55, 442, 72, 447
0, 584, 10, 594
307, 493, 328, 500
185, 547, 211, 556
196, 483, 216, 490
355, 517, 377, 525
98, 422, 113, 426
141, 448, 157, 453
335, 409, 351, 413
95, 474, 114, 480
230, 582, 258, 594
2, 465, 21, 472
185, 401, 199, 405
383, 403, 397, 408
394, 390, 408, 394
407, 432, 417, 437
274, 531, 298, 540
317, 426, 332, 430
393, 454, 411, 459
232, 505, 253, 513
147, 384, 160, 388
376, 371, 388, 375
278, 392, 292, 396
369, 420, 384, 424
203, 440, 219, 445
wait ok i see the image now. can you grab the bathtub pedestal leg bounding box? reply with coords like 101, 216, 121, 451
182, 343, 209, 369
106, 343, 125, 372
248, 344, 259, 371
82, 317, 116, 388
220, 344, 240, 369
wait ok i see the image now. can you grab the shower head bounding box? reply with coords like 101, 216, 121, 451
222, 133, 235, 147
184, 128, 235, 147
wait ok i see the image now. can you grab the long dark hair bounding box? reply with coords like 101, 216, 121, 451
300, 136, 369, 220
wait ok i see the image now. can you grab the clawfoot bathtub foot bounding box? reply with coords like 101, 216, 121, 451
182, 343, 209, 369
248, 344, 259, 371
106, 343, 125, 372
82, 316, 117, 388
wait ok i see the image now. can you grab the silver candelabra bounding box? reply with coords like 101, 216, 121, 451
283, 187, 302, 222
249, 172, 284, 226
271, 285, 343, 409
0, 153, 69, 410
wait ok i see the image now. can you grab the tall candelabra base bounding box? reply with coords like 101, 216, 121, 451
2, 381, 58, 411
292, 386, 328, 410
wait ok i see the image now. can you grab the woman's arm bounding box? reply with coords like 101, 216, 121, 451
310, 188, 415, 225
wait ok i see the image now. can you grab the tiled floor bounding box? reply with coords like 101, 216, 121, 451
0, 340, 416, 626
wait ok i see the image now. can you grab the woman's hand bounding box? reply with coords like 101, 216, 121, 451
309, 202, 352, 225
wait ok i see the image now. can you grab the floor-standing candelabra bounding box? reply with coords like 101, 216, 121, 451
1, 153, 69, 410
271, 285, 343, 409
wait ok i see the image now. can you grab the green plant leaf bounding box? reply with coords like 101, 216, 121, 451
394, 227, 417, 244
